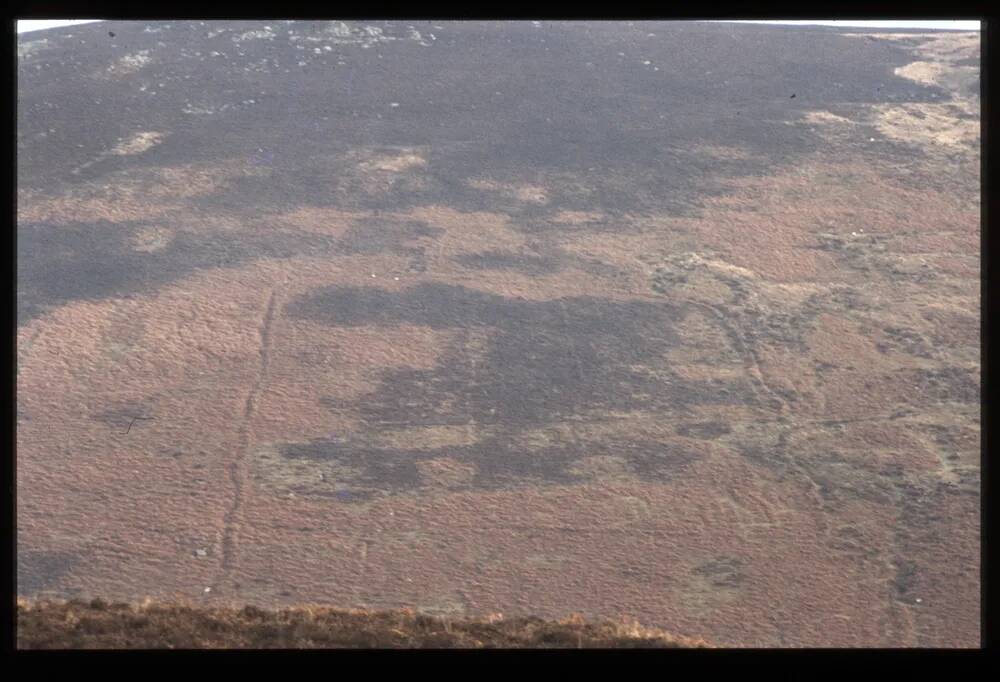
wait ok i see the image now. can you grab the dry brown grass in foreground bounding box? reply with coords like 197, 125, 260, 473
16, 598, 711, 649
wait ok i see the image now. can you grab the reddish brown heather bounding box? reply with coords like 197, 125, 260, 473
16, 598, 711, 649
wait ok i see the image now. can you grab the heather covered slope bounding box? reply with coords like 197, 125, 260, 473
16, 598, 710, 649
17, 22, 979, 647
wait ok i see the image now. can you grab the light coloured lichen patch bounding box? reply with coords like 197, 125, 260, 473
406, 27, 433, 46
112, 131, 165, 156
894, 59, 980, 105
373, 425, 483, 451
551, 210, 605, 224
874, 103, 979, 149
296, 22, 396, 48
182, 103, 217, 115
468, 178, 549, 204
182, 97, 258, 116
17, 38, 49, 60
800, 110, 863, 143
846, 31, 979, 57
233, 27, 276, 42
514, 186, 548, 204
327, 147, 434, 201
130, 226, 175, 253
107, 50, 152, 76
804, 110, 857, 127
359, 151, 427, 173
844, 31, 979, 155
655, 250, 760, 285
69, 131, 166, 175
895, 61, 949, 88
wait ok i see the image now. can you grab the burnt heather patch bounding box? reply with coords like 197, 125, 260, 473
17, 220, 337, 325
280, 282, 738, 498
19, 22, 945, 215
18, 551, 82, 596
280, 433, 704, 500
289, 283, 751, 423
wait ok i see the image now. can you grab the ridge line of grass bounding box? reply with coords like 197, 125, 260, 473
16, 597, 712, 649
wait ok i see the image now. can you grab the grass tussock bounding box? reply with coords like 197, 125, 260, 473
16, 598, 711, 649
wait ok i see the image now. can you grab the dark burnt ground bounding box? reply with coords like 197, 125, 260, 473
17, 551, 81, 595
17, 219, 337, 323
19, 21, 938, 182
284, 282, 730, 497
17, 20, 943, 321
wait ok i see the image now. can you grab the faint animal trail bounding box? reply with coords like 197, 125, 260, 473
216, 289, 279, 589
